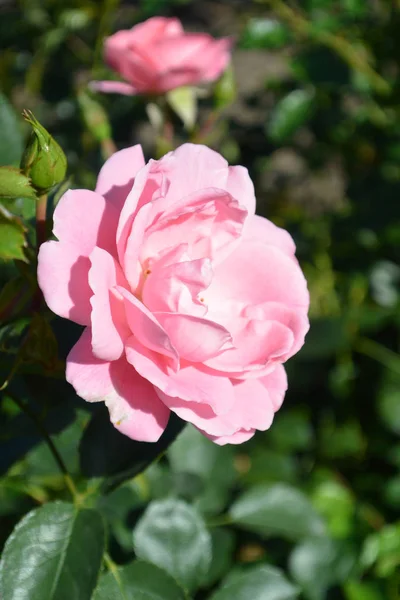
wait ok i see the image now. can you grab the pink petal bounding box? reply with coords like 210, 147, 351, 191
116, 161, 161, 270
244, 301, 309, 360
226, 166, 256, 216
260, 363, 288, 412
142, 253, 212, 315
126, 335, 234, 414
198, 38, 233, 82
129, 17, 183, 45
95, 145, 145, 210
205, 319, 294, 374
157, 376, 274, 436
230, 377, 275, 430
38, 241, 92, 325
122, 203, 153, 290
53, 189, 119, 257
244, 214, 296, 258
155, 312, 233, 362
89, 80, 137, 95
141, 188, 247, 264
66, 328, 169, 442
155, 144, 229, 206
88, 247, 130, 361
117, 286, 178, 364
201, 428, 255, 446
155, 34, 214, 69
206, 242, 309, 309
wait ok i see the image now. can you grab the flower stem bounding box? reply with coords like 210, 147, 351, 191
36, 193, 48, 251
6, 392, 80, 502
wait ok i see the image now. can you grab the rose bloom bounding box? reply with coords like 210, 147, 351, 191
91, 16, 232, 96
38, 144, 309, 445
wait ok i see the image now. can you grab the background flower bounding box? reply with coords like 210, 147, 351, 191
91, 16, 232, 96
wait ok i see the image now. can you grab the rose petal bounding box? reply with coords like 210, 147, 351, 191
38, 241, 92, 325
226, 165, 256, 216
89, 80, 138, 95
89, 247, 130, 361
126, 335, 234, 414
205, 319, 294, 374
95, 145, 145, 210
157, 376, 274, 436
142, 254, 212, 315
244, 214, 296, 257
117, 286, 179, 365
200, 428, 255, 446
66, 328, 169, 442
141, 187, 247, 264
260, 363, 288, 412
206, 242, 309, 309
53, 189, 119, 257
155, 312, 233, 362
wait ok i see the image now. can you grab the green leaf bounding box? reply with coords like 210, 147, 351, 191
80, 406, 185, 492
0, 204, 27, 261
93, 560, 187, 600
0, 93, 23, 166
133, 498, 212, 592
241, 18, 290, 49
344, 580, 385, 600
289, 537, 356, 600
201, 528, 235, 587
268, 409, 313, 452
166, 87, 197, 131
360, 524, 400, 577
168, 425, 236, 515
340, 0, 367, 17
168, 425, 236, 488
0, 167, 37, 200
98, 482, 144, 552
312, 480, 354, 538
240, 448, 297, 487
0, 502, 105, 600
267, 89, 315, 143
229, 483, 326, 541
210, 565, 299, 600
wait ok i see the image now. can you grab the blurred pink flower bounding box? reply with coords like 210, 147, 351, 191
38, 143, 309, 445
91, 16, 232, 96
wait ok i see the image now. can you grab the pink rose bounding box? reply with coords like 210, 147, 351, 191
38, 144, 309, 445
91, 16, 232, 96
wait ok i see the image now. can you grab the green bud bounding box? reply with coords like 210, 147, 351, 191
20, 110, 67, 194
0, 166, 37, 200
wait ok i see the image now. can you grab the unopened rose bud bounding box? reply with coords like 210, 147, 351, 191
20, 110, 67, 194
